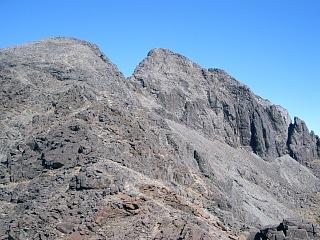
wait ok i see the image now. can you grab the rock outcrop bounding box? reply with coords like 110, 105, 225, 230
130, 48, 320, 164
1, 38, 320, 240
287, 117, 320, 163
251, 219, 320, 240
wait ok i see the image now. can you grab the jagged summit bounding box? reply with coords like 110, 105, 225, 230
146, 47, 198, 66
147, 47, 173, 56
1, 38, 320, 240
132, 46, 320, 163
146, 49, 235, 81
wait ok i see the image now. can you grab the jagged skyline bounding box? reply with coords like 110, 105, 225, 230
1, 37, 319, 239
1, 0, 319, 134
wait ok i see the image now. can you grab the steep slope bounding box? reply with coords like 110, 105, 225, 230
130, 48, 320, 167
129, 48, 320, 238
0, 38, 236, 240
288, 117, 320, 167
0, 38, 320, 240
0, 37, 132, 179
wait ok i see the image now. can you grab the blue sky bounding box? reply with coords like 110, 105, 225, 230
1, 0, 319, 134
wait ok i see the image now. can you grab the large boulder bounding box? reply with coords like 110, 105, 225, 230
252, 219, 320, 240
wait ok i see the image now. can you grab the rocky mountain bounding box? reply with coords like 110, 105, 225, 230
0, 37, 319, 240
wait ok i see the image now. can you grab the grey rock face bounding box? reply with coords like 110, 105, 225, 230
131, 48, 320, 166
287, 117, 320, 164
1, 38, 320, 240
130, 48, 294, 160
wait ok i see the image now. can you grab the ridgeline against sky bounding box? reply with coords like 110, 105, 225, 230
1, 37, 320, 239
0, 0, 319, 134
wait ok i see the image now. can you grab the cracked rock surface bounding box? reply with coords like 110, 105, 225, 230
1, 38, 320, 239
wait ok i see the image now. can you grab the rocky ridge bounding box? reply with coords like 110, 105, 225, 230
0, 38, 320, 240
130, 48, 320, 163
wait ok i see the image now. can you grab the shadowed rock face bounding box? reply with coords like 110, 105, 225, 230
287, 117, 319, 163
1, 38, 320, 240
251, 218, 320, 240
130, 48, 320, 163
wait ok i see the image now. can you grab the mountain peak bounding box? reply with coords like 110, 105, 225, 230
1, 38, 320, 240
147, 47, 173, 56
0, 36, 130, 105
131, 45, 319, 162
146, 48, 193, 62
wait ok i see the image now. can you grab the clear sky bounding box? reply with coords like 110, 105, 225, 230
1, 0, 319, 134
